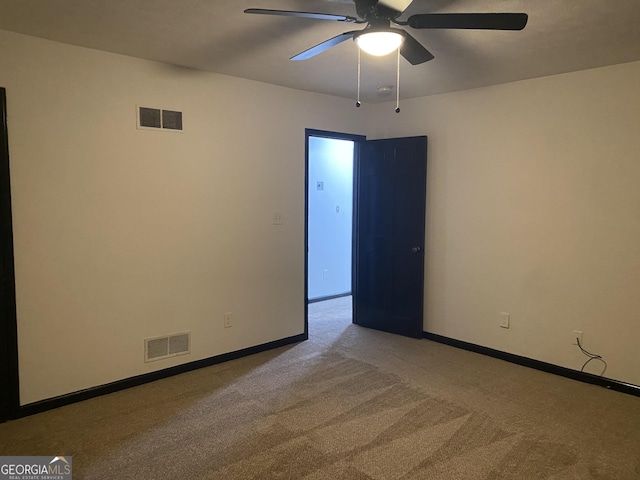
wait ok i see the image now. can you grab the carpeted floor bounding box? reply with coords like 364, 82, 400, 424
1, 296, 639, 479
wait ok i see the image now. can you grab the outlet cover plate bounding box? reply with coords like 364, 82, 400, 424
572, 330, 583, 346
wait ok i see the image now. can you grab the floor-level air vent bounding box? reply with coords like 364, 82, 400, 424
137, 106, 183, 132
144, 332, 191, 362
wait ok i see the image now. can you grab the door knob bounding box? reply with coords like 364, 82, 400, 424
411, 246, 422, 254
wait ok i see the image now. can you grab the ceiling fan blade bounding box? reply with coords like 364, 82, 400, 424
408, 13, 528, 30
400, 31, 434, 65
291, 31, 357, 61
244, 8, 363, 24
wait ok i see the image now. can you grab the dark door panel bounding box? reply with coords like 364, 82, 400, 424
353, 136, 427, 338
0, 87, 19, 422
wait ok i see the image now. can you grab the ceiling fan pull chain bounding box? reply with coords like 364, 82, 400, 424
395, 47, 401, 113
356, 48, 361, 108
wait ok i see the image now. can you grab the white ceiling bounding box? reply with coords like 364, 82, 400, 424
1, 0, 639, 103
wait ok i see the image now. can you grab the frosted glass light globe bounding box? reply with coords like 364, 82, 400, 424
355, 31, 404, 56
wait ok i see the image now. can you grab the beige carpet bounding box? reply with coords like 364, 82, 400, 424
1, 296, 640, 479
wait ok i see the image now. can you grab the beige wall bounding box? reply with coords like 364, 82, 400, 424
2, 27, 639, 404
0, 30, 369, 404
372, 61, 640, 386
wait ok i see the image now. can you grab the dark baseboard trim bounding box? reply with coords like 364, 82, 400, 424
308, 292, 351, 304
16, 333, 307, 419
423, 331, 640, 398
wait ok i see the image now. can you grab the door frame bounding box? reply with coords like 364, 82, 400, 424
304, 129, 365, 335
0, 87, 19, 422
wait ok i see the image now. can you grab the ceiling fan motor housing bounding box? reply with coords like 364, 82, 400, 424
355, 0, 402, 21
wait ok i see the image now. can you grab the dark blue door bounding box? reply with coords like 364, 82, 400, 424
354, 136, 427, 338
0, 87, 18, 422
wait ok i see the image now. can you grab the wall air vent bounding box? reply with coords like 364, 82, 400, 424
137, 106, 183, 132
162, 110, 183, 130
139, 107, 162, 129
144, 332, 191, 362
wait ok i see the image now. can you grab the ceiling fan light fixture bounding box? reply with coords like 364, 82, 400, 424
354, 30, 404, 57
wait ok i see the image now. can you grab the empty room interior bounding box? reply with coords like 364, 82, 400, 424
0, 0, 639, 478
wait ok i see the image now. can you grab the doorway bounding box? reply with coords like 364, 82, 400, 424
307, 135, 354, 303
304, 131, 427, 340
305, 129, 364, 333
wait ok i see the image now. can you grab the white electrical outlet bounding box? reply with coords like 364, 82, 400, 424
223, 312, 233, 328
572, 330, 583, 346
500, 312, 510, 329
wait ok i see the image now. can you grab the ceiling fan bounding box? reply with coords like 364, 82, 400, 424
244, 0, 528, 65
